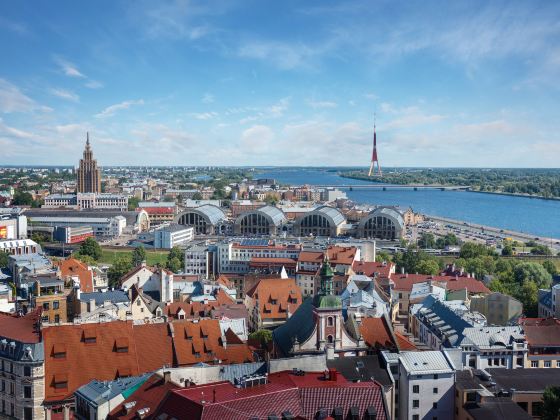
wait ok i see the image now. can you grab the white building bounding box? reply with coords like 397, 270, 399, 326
398, 351, 456, 420
154, 225, 194, 249
184, 244, 214, 278
459, 326, 527, 370
0, 239, 41, 256
26, 215, 126, 238
120, 264, 174, 304
216, 239, 301, 274
43, 193, 128, 211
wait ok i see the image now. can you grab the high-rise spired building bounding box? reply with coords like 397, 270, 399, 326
76, 133, 102, 193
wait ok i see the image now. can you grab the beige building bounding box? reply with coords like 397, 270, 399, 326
470, 292, 523, 326
76, 133, 101, 194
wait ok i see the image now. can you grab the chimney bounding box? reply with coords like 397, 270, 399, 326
35, 280, 41, 297
163, 370, 171, 383
89, 299, 96, 312
328, 368, 337, 381
400, 267, 405, 275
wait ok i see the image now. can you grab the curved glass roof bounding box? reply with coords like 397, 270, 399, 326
310, 205, 346, 226
256, 205, 287, 226
181, 204, 226, 225
370, 207, 405, 228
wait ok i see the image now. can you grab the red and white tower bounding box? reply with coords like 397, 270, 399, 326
368, 115, 382, 176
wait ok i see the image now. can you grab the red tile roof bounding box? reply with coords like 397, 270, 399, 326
359, 317, 397, 350
55, 258, 94, 293
391, 273, 490, 294
395, 331, 418, 351
245, 278, 302, 321
108, 373, 179, 420
154, 370, 387, 420
171, 319, 253, 366
0, 311, 41, 343
520, 318, 560, 347
43, 321, 140, 403
352, 261, 394, 279
43, 319, 251, 404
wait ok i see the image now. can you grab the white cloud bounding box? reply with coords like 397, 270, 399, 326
85, 80, 104, 89
202, 93, 214, 103
189, 111, 218, 120
238, 40, 317, 70
239, 97, 290, 124
95, 99, 144, 118
55, 57, 86, 78
241, 125, 275, 154
48, 88, 79, 102
307, 100, 338, 109
0, 79, 48, 114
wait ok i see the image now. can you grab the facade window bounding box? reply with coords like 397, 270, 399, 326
413, 415, 419, 420
43, 302, 50, 310
23, 386, 31, 399
413, 400, 419, 408
327, 335, 334, 344
557, 361, 560, 368
433, 402, 438, 409
23, 366, 31, 377
55, 315, 60, 323
53, 301, 59, 309
433, 387, 438, 394
433, 374, 439, 379
413, 385, 419, 393
327, 316, 334, 326
531, 361, 539, 367
544, 361, 551, 368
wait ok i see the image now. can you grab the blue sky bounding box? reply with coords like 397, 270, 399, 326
0, 0, 559, 167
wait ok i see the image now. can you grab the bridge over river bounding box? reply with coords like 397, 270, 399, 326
311, 184, 471, 191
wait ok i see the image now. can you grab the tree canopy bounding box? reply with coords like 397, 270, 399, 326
542, 385, 560, 420
77, 237, 102, 261
108, 254, 133, 287
132, 245, 147, 267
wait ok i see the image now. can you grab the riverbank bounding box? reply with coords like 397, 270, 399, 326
339, 173, 560, 201
425, 214, 560, 253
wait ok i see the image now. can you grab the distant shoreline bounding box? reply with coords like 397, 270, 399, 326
339, 173, 560, 202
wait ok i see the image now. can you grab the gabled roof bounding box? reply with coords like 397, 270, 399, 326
55, 258, 94, 293
108, 373, 179, 420
359, 317, 397, 350
172, 319, 253, 366
352, 261, 394, 279
0, 311, 41, 344
245, 278, 302, 321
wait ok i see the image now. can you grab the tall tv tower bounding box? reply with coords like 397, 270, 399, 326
368, 114, 382, 176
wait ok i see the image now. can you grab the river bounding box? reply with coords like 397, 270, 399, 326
257, 168, 560, 239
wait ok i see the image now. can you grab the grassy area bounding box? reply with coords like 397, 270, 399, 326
98, 248, 169, 266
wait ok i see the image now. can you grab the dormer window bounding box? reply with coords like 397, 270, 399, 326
83, 330, 97, 344
53, 373, 68, 390
52, 344, 66, 359
114, 338, 129, 353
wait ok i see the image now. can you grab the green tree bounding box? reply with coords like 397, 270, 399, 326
108, 254, 133, 287
542, 385, 560, 420
75, 254, 96, 266
12, 190, 34, 206
516, 280, 539, 317
416, 259, 440, 275
501, 245, 513, 256
249, 329, 273, 346
132, 245, 147, 266
77, 237, 102, 261
375, 251, 391, 263
514, 262, 552, 289
128, 196, 140, 211
31, 232, 50, 244
531, 244, 553, 256
460, 242, 494, 259
488, 278, 507, 294
418, 233, 436, 249
166, 246, 183, 273
0, 251, 8, 268
542, 260, 558, 276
